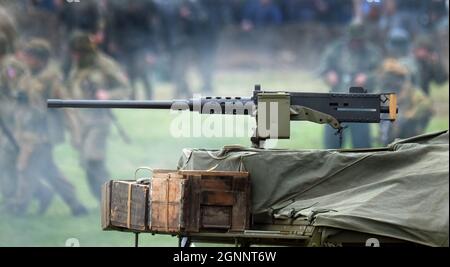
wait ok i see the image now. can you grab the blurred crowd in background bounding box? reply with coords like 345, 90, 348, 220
1, 0, 449, 89
0, 0, 449, 217
1, 0, 448, 96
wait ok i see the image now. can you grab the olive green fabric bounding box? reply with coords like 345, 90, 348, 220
178, 131, 449, 247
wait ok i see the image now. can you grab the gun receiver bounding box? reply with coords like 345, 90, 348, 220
48, 85, 397, 148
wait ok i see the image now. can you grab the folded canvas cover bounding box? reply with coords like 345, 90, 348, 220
178, 131, 449, 246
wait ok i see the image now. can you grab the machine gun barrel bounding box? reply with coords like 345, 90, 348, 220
48, 97, 255, 113
47, 99, 183, 109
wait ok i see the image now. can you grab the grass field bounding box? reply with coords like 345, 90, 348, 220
0, 69, 448, 247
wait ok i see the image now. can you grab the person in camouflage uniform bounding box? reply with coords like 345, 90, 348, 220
318, 21, 382, 149
19, 39, 82, 146
67, 31, 130, 201
107, 0, 158, 100
155, 0, 211, 98
57, 0, 104, 78
385, 27, 420, 86
8, 38, 87, 216
378, 58, 434, 145
0, 6, 17, 54
0, 31, 24, 207
386, 29, 448, 97
411, 35, 448, 96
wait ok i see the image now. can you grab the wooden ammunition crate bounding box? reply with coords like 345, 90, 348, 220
149, 170, 185, 233
180, 170, 251, 233
101, 180, 149, 231
101, 170, 251, 234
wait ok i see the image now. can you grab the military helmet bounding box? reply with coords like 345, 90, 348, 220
347, 20, 367, 40
69, 31, 96, 53
414, 35, 434, 51
0, 31, 7, 55
381, 58, 409, 77
388, 27, 410, 44
23, 38, 51, 61
387, 27, 411, 57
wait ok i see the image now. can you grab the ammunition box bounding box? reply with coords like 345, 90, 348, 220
149, 170, 185, 233
101, 180, 148, 231
180, 170, 251, 233
257, 92, 291, 139
101, 170, 251, 234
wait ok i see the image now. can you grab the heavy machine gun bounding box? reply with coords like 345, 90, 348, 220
47, 85, 397, 148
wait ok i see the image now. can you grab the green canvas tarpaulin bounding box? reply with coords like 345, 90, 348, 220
178, 131, 449, 247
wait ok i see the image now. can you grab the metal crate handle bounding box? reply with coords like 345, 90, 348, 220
134, 167, 154, 184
